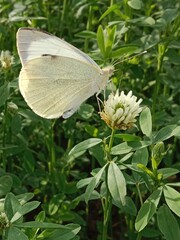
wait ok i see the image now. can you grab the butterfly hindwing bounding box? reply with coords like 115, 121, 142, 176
19, 55, 101, 118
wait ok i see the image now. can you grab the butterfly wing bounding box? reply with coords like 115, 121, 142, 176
19, 55, 103, 119
17, 28, 99, 67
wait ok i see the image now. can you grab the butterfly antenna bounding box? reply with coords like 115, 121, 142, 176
113, 50, 147, 66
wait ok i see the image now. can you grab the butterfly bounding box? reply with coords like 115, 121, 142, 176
17, 28, 113, 119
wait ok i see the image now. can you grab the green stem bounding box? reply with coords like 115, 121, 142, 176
85, 5, 93, 52
61, 0, 67, 24
102, 193, 112, 240
2, 100, 8, 171
108, 128, 115, 156
136, 182, 143, 206
136, 183, 143, 240
47, 121, 56, 193
123, 0, 132, 43
152, 42, 168, 120
102, 128, 115, 240
110, 0, 114, 6
136, 232, 142, 240
58, 0, 67, 37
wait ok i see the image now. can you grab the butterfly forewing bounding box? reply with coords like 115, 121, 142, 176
17, 28, 99, 67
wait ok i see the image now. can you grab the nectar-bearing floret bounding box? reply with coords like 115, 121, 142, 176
99, 90, 143, 130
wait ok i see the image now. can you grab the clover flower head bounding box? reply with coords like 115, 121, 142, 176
99, 90, 143, 130
0, 50, 14, 69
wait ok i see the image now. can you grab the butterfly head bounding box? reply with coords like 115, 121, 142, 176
99, 65, 114, 90
102, 65, 114, 77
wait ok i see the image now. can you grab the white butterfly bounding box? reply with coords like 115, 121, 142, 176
17, 28, 113, 119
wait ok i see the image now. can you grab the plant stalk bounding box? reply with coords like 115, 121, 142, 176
102, 128, 115, 240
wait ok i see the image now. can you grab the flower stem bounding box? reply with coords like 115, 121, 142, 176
102, 193, 112, 240
108, 128, 115, 156
136, 182, 143, 206
136, 183, 143, 240
136, 232, 142, 240
102, 128, 115, 240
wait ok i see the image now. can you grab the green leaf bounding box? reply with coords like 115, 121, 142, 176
78, 103, 94, 119
111, 46, 139, 59
11, 201, 40, 223
85, 124, 98, 137
167, 182, 180, 187
71, 236, 79, 240
11, 114, 22, 134
162, 9, 178, 24
140, 227, 161, 238
0, 83, 9, 107
36, 212, 45, 223
4, 193, 21, 221
97, 25, 105, 57
89, 144, 106, 166
112, 195, 137, 216
174, 126, 180, 137
105, 26, 116, 57
107, 162, 126, 205
128, 0, 142, 10
111, 140, 151, 155
75, 30, 96, 39
119, 152, 134, 163
122, 196, 137, 216
0, 175, 13, 197
15, 222, 75, 229
157, 205, 180, 240
136, 202, 156, 232
84, 164, 107, 204
7, 227, 28, 240
69, 138, 102, 156
4, 192, 40, 223
17, 193, 35, 205
153, 125, 180, 143
99, 4, 121, 21
158, 168, 179, 179
68, 150, 86, 162
114, 134, 141, 141
163, 185, 180, 217
141, 17, 156, 26
135, 187, 162, 231
139, 107, 152, 138
35, 223, 81, 240
31, 211, 46, 240
76, 177, 93, 189
132, 147, 149, 166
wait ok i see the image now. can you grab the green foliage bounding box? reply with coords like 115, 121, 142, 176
107, 162, 126, 205
0, 0, 180, 239
135, 187, 163, 232
139, 107, 152, 138
0, 192, 80, 240
157, 205, 180, 240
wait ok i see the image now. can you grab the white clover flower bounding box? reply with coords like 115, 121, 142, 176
99, 90, 143, 130
0, 50, 14, 69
